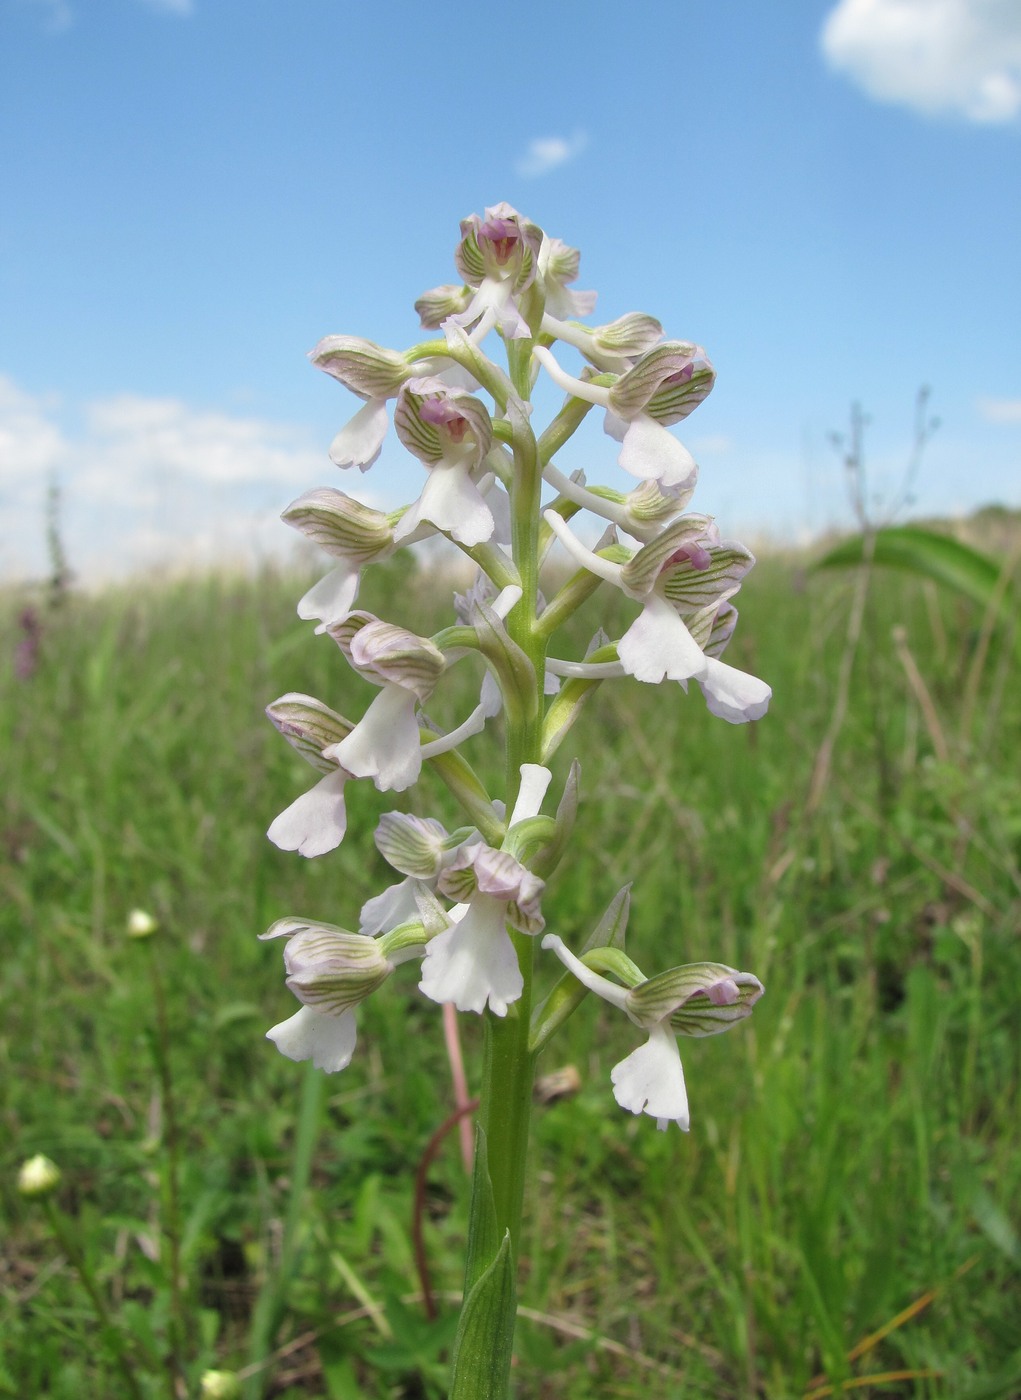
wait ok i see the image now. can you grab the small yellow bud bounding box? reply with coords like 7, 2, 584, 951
200, 1371, 242, 1400
127, 909, 158, 939
18, 1154, 61, 1198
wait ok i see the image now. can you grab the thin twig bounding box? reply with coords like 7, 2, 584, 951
412, 1099, 480, 1320
442, 1001, 475, 1173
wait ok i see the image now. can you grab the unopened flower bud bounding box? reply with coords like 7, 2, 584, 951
127, 909, 158, 939
201, 1370, 242, 1400
18, 1154, 61, 1198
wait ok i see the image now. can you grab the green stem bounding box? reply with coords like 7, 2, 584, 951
450, 336, 550, 1399
244, 1061, 326, 1398
43, 1201, 148, 1400
145, 941, 185, 1397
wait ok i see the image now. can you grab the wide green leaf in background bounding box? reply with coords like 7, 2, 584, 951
815, 525, 1015, 624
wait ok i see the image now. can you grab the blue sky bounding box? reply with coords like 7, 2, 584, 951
1, 0, 1019, 582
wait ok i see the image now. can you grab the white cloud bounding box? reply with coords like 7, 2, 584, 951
514, 130, 588, 178
821, 0, 1021, 122
139, 0, 194, 13
977, 396, 1021, 423
20, 0, 72, 32
0, 375, 363, 584
21, 0, 192, 26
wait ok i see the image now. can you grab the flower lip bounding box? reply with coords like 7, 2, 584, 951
478, 217, 520, 261
664, 542, 713, 572
418, 396, 470, 441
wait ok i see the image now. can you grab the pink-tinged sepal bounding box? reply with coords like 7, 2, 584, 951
538, 236, 597, 320
415, 283, 473, 329
608, 342, 716, 426
330, 614, 446, 704
309, 335, 412, 401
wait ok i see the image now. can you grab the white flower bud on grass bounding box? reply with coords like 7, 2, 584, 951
127, 909, 158, 938
18, 1154, 61, 1198
201, 1371, 242, 1400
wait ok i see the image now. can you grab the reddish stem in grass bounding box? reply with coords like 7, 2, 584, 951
442, 1001, 475, 1172
412, 1098, 480, 1321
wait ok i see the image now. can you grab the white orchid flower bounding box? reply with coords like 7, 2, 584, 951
266, 695, 356, 858
542, 933, 764, 1130
419, 764, 551, 1015
392, 378, 497, 546
534, 340, 713, 490
543, 511, 771, 723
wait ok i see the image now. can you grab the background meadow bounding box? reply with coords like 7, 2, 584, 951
2, 510, 1020, 1398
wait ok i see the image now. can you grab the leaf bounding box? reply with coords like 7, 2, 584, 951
463, 1128, 500, 1297
448, 1232, 515, 1400
815, 526, 1014, 623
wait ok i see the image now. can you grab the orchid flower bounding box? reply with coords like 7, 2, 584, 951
266, 694, 356, 858
544, 510, 771, 723
419, 764, 551, 1015
392, 377, 497, 546
280, 487, 397, 632
542, 933, 764, 1130
262, 916, 425, 1072
323, 613, 446, 792
536, 235, 597, 320
359, 812, 475, 936
534, 340, 714, 490
309, 335, 415, 471
445, 203, 544, 342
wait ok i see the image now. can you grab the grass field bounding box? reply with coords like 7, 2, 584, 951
2, 526, 1020, 1399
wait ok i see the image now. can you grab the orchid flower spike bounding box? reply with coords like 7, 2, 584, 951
542, 933, 764, 1130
